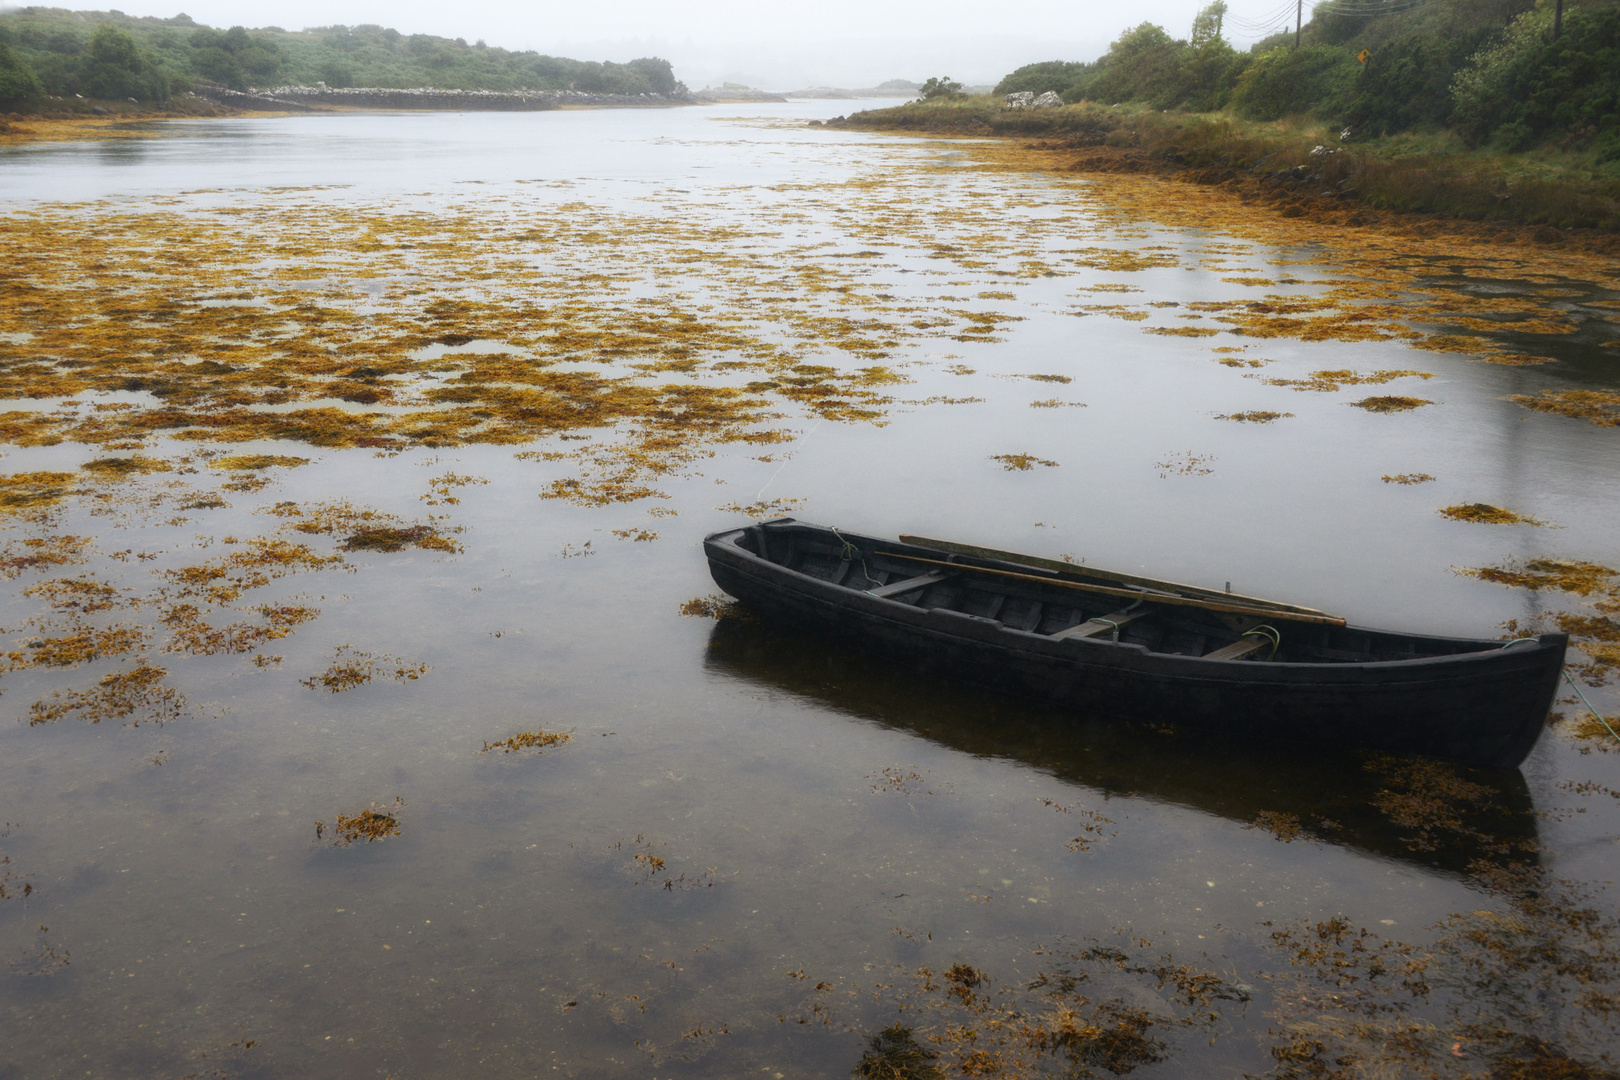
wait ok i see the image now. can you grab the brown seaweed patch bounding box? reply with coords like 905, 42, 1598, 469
480, 730, 573, 754
165, 538, 344, 604
22, 577, 128, 613
868, 767, 944, 796
209, 455, 310, 471
1464, 559, 1617, 597
0, 473, 79, 513
1440, 503, 1546, 526
340, 525, 460, 554
1155, 451, 1214, 478
300, 645, 429, 693
715, 497, 805, 518
79, 456, 171, 479
1030, 398, 1085, 408
611, 528, 659, 542
1383, 473, 1435, 484
4, 624, 146, 670
1265, 369, 1434, 393
162, 602, 318, 656
1352, 395, 1431, 412
1507, 389, 1620, 427
0, 535, 92, 578
1145, 326, 1220, 337
853, 1025, 944, 1080
316, 798, 405, 846
1215, 411, 1292, 423
27, 662, 186, 726
679, 595, 748, 621
992, 453, 1059, 471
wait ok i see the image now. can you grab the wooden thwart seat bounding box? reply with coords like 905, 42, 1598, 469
867, 571, 954, 599
1204, 636, 1271, 661
1051, 608, 1153, 641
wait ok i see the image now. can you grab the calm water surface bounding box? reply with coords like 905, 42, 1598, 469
1, 102, 1617, 1078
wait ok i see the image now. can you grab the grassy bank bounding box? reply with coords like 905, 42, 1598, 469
834, 99, 1620, 235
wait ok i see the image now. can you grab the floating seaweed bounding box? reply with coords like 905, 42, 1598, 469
1214, 411, 1291, 423
1439, 503, 1546, 526
1382, 473, 1435, 485
480, 730, 573, 754
316, 797, 405, 846
1352, 395, 1432, 412
992, 454, 1059, 471
299, 645, 429, 693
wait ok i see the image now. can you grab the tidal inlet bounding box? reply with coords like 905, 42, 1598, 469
1, 105, 1619, 1079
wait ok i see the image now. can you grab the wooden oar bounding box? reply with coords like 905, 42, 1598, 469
898, 534, 1331, 619
882, 551, 1348, 628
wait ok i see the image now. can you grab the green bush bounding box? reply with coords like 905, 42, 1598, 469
1230, 44, 1358, 120
994, 60, 1094, 98
0, 39, 43, 105
1345, 27, 1498, 134
82, 25, 169, 100
1078, 23, 1184, 106
1451, 1, 1620, 158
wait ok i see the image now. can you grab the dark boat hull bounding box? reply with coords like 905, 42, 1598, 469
703, 522, 1566, 769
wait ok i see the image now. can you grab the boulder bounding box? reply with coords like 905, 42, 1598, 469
1004, 91, 1035, 109
1033, 91, 1063, 108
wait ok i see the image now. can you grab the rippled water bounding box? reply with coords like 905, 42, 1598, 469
1, 102, 1617, 1078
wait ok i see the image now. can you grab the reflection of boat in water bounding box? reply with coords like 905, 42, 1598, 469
704, 520, 1566, 769
702, 616, 1541, 878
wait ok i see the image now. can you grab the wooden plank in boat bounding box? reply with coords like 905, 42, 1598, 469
868, 571, 953, 599
1204, 637, 1271, 661
1051, 608, 1153, 641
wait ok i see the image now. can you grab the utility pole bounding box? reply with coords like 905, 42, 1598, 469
1295, 0, 1303, 47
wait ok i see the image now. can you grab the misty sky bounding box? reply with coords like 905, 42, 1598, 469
43, 0, 1313, 88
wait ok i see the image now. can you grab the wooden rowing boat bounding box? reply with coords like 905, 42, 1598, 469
702, 519, 1566, 769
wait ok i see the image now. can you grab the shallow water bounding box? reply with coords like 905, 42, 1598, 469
1, 102, 1618, 1078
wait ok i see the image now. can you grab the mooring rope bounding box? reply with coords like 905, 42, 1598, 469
1563, 669, 1620, 746
1498, 638, 1620, 746
828, 525, 873, 587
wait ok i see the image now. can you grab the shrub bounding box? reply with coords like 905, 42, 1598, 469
0, 39, 43, 105
1230, 44, 1358, 120
82, 25, 169, 100
1451, 1, 1620, 158
1346, 28, 1499, 134
995, 60, 1095, 98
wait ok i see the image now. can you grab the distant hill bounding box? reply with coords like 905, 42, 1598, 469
0, 7, 684, 105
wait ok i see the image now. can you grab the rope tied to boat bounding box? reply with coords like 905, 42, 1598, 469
828, 526, 873, 587
1242, 624, 1282, 661
1091, 618, 1122, 642
1499, 638, 1620, 747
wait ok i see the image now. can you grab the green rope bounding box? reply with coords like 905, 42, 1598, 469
1498, 638, 1620, 746
1242, 624, 1282, 661
1563, 668, 1620, 746
828, 526, 873, 588
1089, 617, 1122, 641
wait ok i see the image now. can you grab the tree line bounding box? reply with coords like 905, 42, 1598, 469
0, 8, 682, 107
994, 0, 1618, 161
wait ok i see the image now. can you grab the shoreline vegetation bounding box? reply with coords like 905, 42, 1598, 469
831, 98, 1620, 240
824, 0, 1619, 235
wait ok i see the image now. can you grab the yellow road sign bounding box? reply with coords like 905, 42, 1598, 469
1358, 49, 1372, 64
